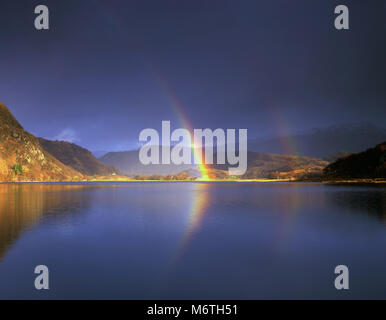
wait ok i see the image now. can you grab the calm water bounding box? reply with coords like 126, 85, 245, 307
0, 182, 385, 299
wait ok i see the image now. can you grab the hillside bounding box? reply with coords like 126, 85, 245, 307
324, 142, 386, 179
38, 138, 117, 176
210, 151, 329, 180
0, 103, 84, 182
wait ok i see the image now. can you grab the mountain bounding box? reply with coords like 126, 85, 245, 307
323, 142, 386, 179
249, 123, 386, 159
0, 103, 84, 182
210, 151, 328, 180
99, 149, 195, 175
100, 147, 329, 180
38, 138, 117, 176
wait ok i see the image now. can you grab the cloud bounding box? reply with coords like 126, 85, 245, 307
53, 128, 80, 143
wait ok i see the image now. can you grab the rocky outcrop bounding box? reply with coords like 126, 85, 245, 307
0, 102, 84, 182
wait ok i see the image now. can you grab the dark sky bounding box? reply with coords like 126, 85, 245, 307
0, 0, 385, 152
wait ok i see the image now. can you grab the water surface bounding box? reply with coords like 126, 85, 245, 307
0, 182, 385, 299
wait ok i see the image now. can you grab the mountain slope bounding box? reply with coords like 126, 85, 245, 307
38, 138, 117, 176
0, 102, 84, 182
324, 142, 386, 179
210, 151, 328, 179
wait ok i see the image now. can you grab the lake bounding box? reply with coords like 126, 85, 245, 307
0, 182, 385, 299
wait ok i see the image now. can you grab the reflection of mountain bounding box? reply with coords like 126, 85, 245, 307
0, 184, 93, 261
325, 186, 386, 223
249, 123, 386, 159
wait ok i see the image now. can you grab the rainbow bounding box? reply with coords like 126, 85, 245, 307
94, 4, 210, 180
150, 67, 210, 180
270, 108, 300, 155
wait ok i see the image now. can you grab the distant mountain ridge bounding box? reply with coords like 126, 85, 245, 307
100, 122, 386, 176
100, 149, 194, 175
100, 148, 328, 180
249, 123, 386, 159
38, 138, 117, 176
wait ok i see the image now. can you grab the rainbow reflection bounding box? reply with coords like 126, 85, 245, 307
171, 183, 211, 265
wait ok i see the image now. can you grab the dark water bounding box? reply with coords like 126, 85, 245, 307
0, 182, 385, 299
